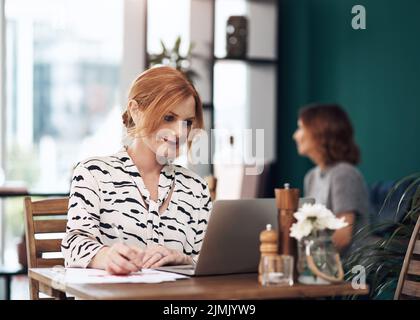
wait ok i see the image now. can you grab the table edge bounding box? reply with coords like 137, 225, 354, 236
29, 268, 370, 300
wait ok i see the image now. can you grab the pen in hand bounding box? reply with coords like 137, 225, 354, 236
111, 223, 124, 243
111, 223, 142, 273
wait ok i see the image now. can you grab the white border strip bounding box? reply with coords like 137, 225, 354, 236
0, 0, 6, 265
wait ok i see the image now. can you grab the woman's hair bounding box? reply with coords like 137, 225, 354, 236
298, 104, 360, 165
122, 66, 204, 138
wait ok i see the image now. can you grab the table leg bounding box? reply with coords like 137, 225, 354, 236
5, 275, 11, 300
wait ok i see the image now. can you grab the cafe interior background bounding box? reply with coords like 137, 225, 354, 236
0, 0, 419, 299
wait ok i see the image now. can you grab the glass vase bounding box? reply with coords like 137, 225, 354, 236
297, 230, 344, 285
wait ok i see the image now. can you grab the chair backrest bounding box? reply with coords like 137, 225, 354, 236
205, 176, 217, 201
24, 197, 69, 300
240, 162, 274, 199
394, 213, 420, 299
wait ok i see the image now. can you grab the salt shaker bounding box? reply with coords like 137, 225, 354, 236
258, 224, 278, 284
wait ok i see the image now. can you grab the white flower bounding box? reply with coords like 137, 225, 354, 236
289, 203, 349, 240
294, 203, 334, 222
290, 219, 312, 241
323, 216, 348, 230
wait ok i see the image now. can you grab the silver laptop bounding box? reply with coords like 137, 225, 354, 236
156, 198, 278, 276
157, 197, 315, 276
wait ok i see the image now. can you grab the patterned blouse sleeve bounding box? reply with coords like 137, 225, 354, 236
191, 183, 213, 264
61, 163, 105, 268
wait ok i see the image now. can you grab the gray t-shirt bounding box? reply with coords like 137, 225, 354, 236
304, 162, 370, 256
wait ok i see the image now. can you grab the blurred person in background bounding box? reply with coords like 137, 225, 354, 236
293, 104, 370, 257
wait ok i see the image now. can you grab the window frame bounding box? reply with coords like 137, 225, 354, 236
1, 0, 6, 266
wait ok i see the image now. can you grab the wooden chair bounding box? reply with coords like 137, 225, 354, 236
24, 197, 69, 300
205, 176, 217, 201
240, 162, 274, 199
394, 212, 420, 299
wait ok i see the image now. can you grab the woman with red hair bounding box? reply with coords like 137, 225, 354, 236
62, 66, 212, 274
293, 104, 370, 256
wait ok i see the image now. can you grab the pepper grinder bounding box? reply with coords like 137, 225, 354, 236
258, 224, 278, 284
275, 183, 299, 257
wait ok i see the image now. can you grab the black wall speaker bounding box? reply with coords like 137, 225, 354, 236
226, 16, 248, 58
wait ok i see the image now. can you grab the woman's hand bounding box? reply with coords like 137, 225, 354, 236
332, 212, 355, 253
89, 243, 145, 275
142, 245, 192, 268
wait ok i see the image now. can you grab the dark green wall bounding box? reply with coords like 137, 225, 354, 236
276, 0, 420, 190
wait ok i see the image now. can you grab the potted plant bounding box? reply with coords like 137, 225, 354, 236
344, 173, 420, 299
148, 36, 198, 84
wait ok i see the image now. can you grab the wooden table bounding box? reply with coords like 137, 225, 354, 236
29, 268, 369, 300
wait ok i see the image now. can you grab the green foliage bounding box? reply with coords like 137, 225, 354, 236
5, 198, 25, 239
148, 36, 198, 83
6, 144, 39, 186
344, 173, 420, 299
3, 145, 40, 242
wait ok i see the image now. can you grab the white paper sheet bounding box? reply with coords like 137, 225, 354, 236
50, 268, 188, 284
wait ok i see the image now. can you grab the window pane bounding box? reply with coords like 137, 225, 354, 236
5, 0, 123, 191
146, 0, 192, 170
3, 0, 123, 266
147, 0, 190, 56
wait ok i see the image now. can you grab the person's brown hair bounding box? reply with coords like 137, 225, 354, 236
299, 104, 360, 165
122, 66, 204, 140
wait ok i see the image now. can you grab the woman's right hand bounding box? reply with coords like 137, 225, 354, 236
89, 243, 145, 275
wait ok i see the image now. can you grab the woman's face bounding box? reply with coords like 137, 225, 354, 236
293, 119, 316, 157
143, 95, 196, 162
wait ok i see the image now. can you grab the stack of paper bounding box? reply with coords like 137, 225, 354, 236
52, 268, 188, 284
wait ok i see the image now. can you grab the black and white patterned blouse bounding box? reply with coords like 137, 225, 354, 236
61, 148, 212, 268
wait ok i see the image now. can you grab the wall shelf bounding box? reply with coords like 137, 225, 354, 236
213, 57, 278, 65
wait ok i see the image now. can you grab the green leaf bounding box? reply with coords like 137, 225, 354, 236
377, 173, 420, 218
160, 39, 168, 55
173, 35, 181, 55
396, 178, 420, 216
187, 42, 195, 56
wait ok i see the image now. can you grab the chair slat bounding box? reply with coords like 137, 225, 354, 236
35, 239, 63, 254
31, 198, 69, 216
401, 280, 420, 298
36, 258, 65, 268
394, 207, 420, 300
34, 220, 67, 233
413, 240, 420, 255
408, 260, 420, 276
25, 197, 69, 300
